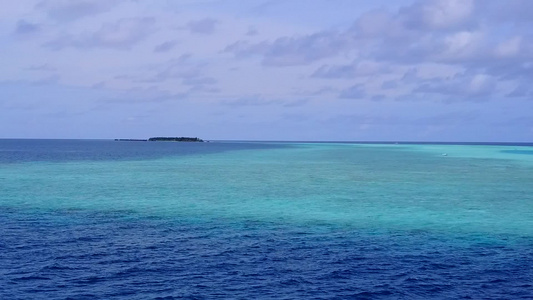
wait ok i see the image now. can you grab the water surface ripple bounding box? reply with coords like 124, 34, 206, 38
1, 140, 532, 299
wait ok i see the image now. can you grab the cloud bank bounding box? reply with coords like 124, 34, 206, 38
0, 0, 531, 141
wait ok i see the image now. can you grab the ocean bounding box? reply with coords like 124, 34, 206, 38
1, 139, 532, 299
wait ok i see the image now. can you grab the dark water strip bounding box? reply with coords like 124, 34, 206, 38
1, 209, 532, 300
0, 139, 289, 164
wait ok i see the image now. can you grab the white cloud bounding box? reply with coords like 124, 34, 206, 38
186, 18, 218, 35
36, 0, 123, 21
224, 31, 354, 66
440, 30, 484, 59
13, 20, 41, 35
494, 37, 522, 58
421, 0, 474, 29
415, 72, 497, 99
1, 0, 532, 140
400, 0, 475, 30
45, 17, 157, 50
153, 40, 179, 53
312, 60, 389, 79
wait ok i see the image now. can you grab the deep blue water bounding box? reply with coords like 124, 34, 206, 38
0, 139, 286, 164
2, 209, 532, 300
1, 140, 532, 299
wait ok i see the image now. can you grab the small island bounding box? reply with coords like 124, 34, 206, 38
115, 137, 204, 142
148, 137, 204, 142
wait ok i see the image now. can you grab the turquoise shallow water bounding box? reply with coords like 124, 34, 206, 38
1, 140, 532, 299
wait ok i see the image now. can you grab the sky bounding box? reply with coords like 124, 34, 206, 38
1, 0, 532, 141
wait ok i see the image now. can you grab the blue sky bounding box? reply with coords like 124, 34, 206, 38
1, 0, 532, 141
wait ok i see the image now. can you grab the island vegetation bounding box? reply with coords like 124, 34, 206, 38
148, 137, 204, 142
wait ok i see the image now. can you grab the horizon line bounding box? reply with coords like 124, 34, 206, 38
1, 138, 532, 145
